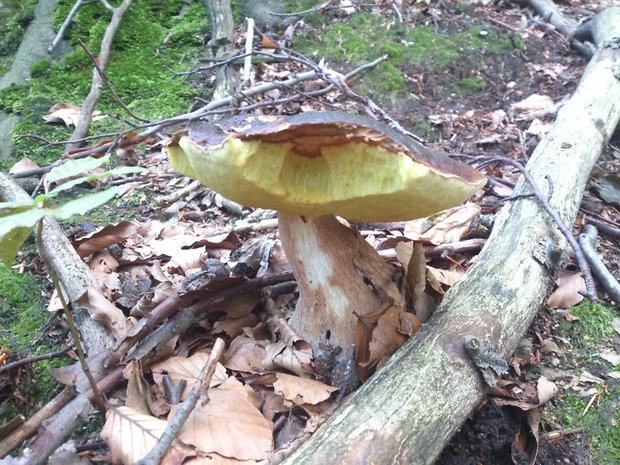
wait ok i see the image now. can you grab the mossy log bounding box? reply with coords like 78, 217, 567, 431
0, 173, 119, 354
283, 7, 620, 465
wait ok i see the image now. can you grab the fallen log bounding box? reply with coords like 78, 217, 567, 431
282, 7, 620, 465
0, 173, 123, 354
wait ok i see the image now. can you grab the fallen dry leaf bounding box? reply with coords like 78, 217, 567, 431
546, 272, 585, 308
101, 406, 191, 465
404, 202, 481, 245
273, 373, 338, 406
175, 378, 273, 460
367, 305, 409, 370
426, 266, 464, 287
509, 94, 555, 120
8, 157, 38, 175
151, 351, 228, 400
223, 336, 267, 373
74, 221, 137, 257
43, 102, 106, 127
536, 376, 558, 404
263, 341, 312, 376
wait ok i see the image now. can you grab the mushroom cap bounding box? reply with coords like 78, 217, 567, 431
167, 112, 486, 222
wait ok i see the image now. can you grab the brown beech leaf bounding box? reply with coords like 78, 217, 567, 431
101, 406, 191, 465
124, 361, 151, 415
130, 280, 175, 317
151, 351, 228, 400
214, 314, 259, 338
81, 286, 128, 340
426, 266, 464, 287
175, 378, 273, 460
273, 373, 338, 406
43, 103, 101, 127
404, 202, 481, 245
223, 336, 267, 373
395, 241, 426, 303
8, 157, 38, 175
262, 341, 312, 376
74, 221, 137, 257
184, 453, 257, 465
536, 376, 558, 405
367, 305, 408, 369
546, 272, 585, 308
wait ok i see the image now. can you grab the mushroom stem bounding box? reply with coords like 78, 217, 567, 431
278, 212, 403, 356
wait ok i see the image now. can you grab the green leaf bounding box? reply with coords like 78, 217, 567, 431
52, 187, 118, 219
0, 208, 49, 265
47, 166, 144, 196
101, 166, 144, 177
0, 201, 35, 216
47, 175, 99, 195
46, 154, 111, 185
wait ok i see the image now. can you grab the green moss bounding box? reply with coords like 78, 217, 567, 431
449, 76, 487, 97
0, 0, 38, 74
29, 59, 52, 78
549, 387, 620, 464
0, 263, 67, 423
293, 13, 520, 102
0, 0, 209, 168
282, 0, 326, 26
0, 263, 46, 348
559, 301, 615, 351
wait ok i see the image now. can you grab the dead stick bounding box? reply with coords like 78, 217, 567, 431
127, 272, 295, 361
579, 224, 620, 303
0, 389, 75, 459
480, 156, 597, 301
134, 339, 225, 465
67, 0, 133, 153
0, 348, 71, 375
48, 0, 84, 54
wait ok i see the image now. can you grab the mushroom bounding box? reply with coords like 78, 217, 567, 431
167, 112, 486, 364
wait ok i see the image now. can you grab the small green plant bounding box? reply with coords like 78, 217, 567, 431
0, 155, 142, 264
559, 300, 615, 350
550, 387, 620, 464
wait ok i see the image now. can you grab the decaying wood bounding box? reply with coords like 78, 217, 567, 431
204, 0, 238, 101
524, 0, 596, 57
0, 173, 121, 354
5, 368, 124, 465
66, 0, 133, 152
0, 389, 75, 459
283, 7, 620, 465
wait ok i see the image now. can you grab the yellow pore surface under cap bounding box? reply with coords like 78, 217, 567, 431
168, 136, 484, 222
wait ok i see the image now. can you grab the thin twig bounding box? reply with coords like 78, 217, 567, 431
134, 339, 226, 465
579, 225, 620, 303
48, 0, 84, 53
67, 0, 133, 153
0, 348, 71, 375
479, 156, 597, 301
77, 39, 150, 123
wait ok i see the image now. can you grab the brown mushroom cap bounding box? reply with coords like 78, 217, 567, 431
167, 111, 486, 222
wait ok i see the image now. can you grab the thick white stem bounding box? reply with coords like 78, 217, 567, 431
278, 213, 403, 353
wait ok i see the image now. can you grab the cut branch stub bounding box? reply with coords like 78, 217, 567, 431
166, 111, 486, 364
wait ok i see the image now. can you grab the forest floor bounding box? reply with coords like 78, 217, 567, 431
0, 0, 619, 464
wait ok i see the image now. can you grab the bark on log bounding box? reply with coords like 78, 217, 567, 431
283, 7, 620, 465
204, 0, 238, 101
0, 173, 124, 354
